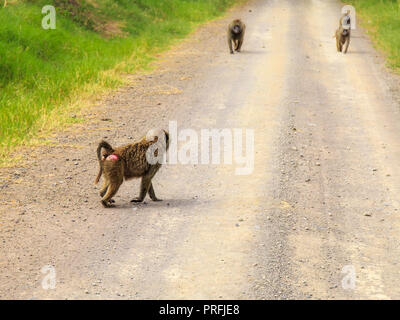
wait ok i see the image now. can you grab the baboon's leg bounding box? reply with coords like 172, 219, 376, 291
148, 183, 162, 201
131, 176, 152, 203
343, 37, 350, 54
228, 38, 234, 54
336, 37, 341, 52
131, 166, 160, 203
99, 182, 108, 197
236, 38, 243, 52
101, 180, 122, 207
99, 182, 115, 203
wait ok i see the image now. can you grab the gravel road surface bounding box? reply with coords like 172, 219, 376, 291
1, 0, 400, 299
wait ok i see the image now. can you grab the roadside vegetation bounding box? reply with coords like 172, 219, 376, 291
343, 0, 400, 71
0, 0, 240, 165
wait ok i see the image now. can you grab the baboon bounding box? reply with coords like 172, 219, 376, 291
94, 129, 170, 207
335, 26, 350, 53
335, 11, 351, 54
227, 19, 246, 54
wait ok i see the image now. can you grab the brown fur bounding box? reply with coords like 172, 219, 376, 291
227, 19, 246, 54
95, 130, 170, 207
335, 11, 351, 54
94, 140, 114, 184
335, 26, 350, 54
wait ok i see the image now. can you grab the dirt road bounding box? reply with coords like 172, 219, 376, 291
2, 0, 400, 299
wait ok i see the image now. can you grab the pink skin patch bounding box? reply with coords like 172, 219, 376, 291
106, 154, 119, 161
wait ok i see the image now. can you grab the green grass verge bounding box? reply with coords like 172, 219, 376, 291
341, 0, 400, 71
0, 0, 241, 163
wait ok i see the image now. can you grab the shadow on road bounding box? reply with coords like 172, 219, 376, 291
116, 198, 200, 210
239, 50, 267, 55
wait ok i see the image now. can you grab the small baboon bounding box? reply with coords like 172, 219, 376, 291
335, 26, 350, 54
227, 19, 246, 54
94, 129, 170, 207
335, 11, 351, 54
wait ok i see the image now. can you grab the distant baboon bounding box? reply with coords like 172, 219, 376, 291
95, 129, 170, 207
335, 26, 350, 53
335, 11, 351, 54
227, 19, 246, 54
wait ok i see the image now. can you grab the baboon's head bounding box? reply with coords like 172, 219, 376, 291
341, 29, 349, 36
232, 24, 241, 34
146, 128, 170, 151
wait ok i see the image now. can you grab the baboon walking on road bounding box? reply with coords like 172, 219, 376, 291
335, 26, 350, 53
95, 129, 170, 207
227, 19, 246, 54
335, 11, 351, 54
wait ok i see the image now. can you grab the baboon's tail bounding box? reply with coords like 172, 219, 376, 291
94, 140, 114, 184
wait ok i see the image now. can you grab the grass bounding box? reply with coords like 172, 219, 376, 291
0, 0, 240, 164
342, 0, 400, 71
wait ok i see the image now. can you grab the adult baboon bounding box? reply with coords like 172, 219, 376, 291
227, 19, 246, 54
95, 129, 170, 207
